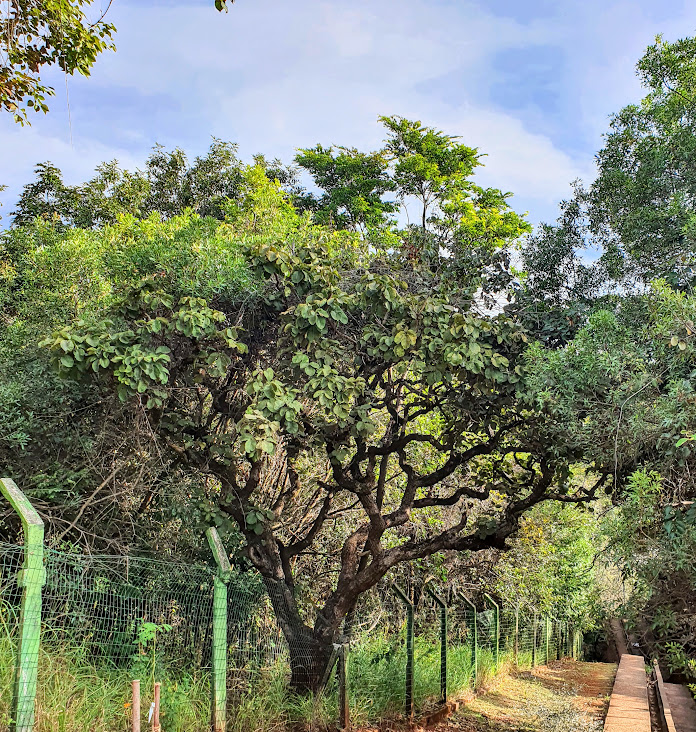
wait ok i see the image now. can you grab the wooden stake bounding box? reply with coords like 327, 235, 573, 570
132, 680, 141, 732
338, 644, 349, 730
152, 683, 161, 732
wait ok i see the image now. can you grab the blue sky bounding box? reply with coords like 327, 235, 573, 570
2, 0, 696, 227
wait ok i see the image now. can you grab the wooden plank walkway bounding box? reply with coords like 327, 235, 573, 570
655, 656, 696, 732
663, 683, 696, 732
603, 654, 650, 732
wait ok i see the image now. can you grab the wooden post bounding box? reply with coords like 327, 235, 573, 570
338, 644, 349, 730
206, 527, 232, 732
2, 478, 45, 732
152, 683, 161, 732
132, 680, 141, 732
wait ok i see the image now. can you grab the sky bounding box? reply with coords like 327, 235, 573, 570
2, 0, 696, 228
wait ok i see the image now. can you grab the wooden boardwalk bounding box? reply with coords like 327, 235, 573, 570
663, 682, 696, 732
655, 655, 696, 732
604, 655, 651, 732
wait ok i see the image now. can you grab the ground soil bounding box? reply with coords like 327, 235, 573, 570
354, 659, 617, 732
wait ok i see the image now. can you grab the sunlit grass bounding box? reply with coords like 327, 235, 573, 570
0, 620, 546, 731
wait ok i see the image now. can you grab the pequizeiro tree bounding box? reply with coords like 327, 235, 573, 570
41, 164, 608, 691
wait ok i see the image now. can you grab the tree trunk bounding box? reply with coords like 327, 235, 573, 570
263, 576, 335, 692
285, 624, 334, 692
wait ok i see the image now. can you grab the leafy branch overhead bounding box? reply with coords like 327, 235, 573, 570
1, 0, 232, 123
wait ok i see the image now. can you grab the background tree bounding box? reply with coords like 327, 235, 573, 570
10, 139, 246, 227
521, 34, 696, 324
510, 35, 696, 679
296, 116, 531, 300
494, 500, 601, 629
294, 145, 397, 234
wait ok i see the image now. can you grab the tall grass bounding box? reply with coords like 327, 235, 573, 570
1, 622, 545, 731
0, 634, 211, 732
346, 630, 507, 724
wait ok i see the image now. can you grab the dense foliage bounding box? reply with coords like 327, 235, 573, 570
518, 35, 696, 679
1, 118, 609, 690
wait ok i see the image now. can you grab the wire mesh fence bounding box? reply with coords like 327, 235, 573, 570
0, 535, 585, 732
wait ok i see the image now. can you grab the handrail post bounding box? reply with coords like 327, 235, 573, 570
484, 594, 499, 671
206, 527, 232, 732
426, 586, 447, 704
458, 594, 477, 687
392, 584, 414, 722
1, 477, 45, 732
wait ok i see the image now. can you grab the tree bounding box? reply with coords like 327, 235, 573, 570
1, 0, 232, 124
294, 145, 397, 234
296, 117, 531, 299
516, 34, 696, 682
602, 469, 696, 680
41, 166, 607, 690
11, 161, 69, 226
0, 210, 255, 555
521, 34, 696, 319
494, 500, 601, 627
11, 140, 245, 227
142, 139, 244, 220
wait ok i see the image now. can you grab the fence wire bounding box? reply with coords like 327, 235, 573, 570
0, 540, 584, 731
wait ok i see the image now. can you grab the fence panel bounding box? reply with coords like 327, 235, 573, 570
1, 535, 586, 732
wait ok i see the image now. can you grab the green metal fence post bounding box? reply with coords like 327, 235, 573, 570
458, 594, 477, 687
531, 612, 537, 668
392, 584, 414, 721
545, 616, 550, 665
1, 477, 45, 732
556, 621, 561, 661
426, 586, 447, 704
206, 527, 232, 732
514, 607, 519, 667
484, 594, 499, 671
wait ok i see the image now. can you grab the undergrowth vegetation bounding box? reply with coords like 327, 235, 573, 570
0, 625, 518, 731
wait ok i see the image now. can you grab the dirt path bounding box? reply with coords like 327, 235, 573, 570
426, 660, 617, 732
